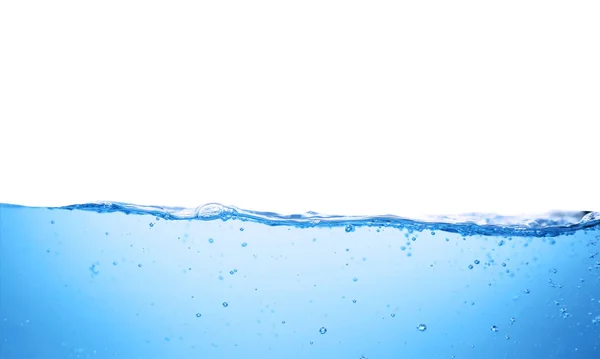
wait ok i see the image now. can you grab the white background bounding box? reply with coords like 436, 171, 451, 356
1, 1, 598, 217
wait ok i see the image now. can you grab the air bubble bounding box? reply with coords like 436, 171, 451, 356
417, 324, 427, 331
468, 265, 474, 269
196, 313, 201, 318
208, 238, 214, 244
222, 302, 229, 307
474, 260, 480, 265
491, 325, 499, 332
345, 224, 355, 233
319, 327, 327, 334
241, 242, 247, 247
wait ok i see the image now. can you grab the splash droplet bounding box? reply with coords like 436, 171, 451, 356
345, 224, 355, 233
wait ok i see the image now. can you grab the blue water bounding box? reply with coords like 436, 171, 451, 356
1, 203, 599, 358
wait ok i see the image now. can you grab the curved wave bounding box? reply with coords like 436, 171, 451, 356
29, 202, 600, 237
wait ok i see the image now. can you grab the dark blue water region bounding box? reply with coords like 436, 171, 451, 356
1, 203, 599, 358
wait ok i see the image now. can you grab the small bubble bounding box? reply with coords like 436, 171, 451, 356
510, 317, 516, 324
468, 265, 474, 269
345, 224, 355, 233
50, 220, 55, 224
138, 264, 142, 268
401, 246, 406, 251
46, 249, 51, 253
391, 313, 395, 317
524, 289, 530, 294
491, 325, 499, 332
552, 268, 557, 274
196, 313, 201, 318
319, 327, 327, 334
230, 271, 234, 275
241, 242, 247, 247
411, 236, 417, 241
282, 320, 286, 324
431, 231, 436, 236
498, 240, 505, 246
353, 277, 358, 282
112, 261, 118, 266
445, 238, 450, 242
208, 238, 214, 244
105, 232, 109, 236
502, 263, 507, 267
474, 260, 480, 265
417, 324, 427, 332
149, 223, 155, 228
310, 341, 313, 345
346, 248, 350, 252
239, 227, 244, 232
505, 334, 510, 340
352, 299, 357, 303
222, 302, 229, 308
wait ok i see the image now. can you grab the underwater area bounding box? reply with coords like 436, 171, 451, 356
1, 203, 599, 358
